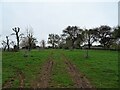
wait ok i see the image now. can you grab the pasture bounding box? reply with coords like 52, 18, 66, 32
2, 49, 118, 88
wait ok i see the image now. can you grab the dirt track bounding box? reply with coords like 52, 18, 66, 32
17, 70, 25, 88
3, 52, 94, 88
31, 60, 53, 88
65, 60, 92, 88
2, 77, 15, 88
62, 54, 93, 88
3, 68, 25, 88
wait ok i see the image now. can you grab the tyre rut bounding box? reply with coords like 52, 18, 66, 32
31, 55, 54, 88
2, 67, 25, 88
62, 53, 93, 88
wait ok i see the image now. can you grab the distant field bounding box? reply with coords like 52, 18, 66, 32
2, 49, 118, 88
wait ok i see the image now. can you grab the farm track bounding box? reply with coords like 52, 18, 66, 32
2, 77, 15, 88
31, 54, 54, 88
2, 67, 25, 88
3, 51, 94, 88
62, 53, 93, 88
16, 70, 25, 88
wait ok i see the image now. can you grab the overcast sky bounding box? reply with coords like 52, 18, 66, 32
0, 0, 119, 47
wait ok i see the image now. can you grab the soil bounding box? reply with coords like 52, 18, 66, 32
16, 70, 25, 88
31, 60, 54, 88
2, 67, 25, 88
2, 77, 15, 88
62, 54, 93, 88
3, 52, 95, 89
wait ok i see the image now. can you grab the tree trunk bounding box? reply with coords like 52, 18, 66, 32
7, 45, 9, 51
52, 43, 54, 49
17, 34, 19, 50
7, 39, 9, 51
88, 40, 91, 49
103, 44, 106, 50
3, 46, 6, 51
29, 43, 31, 51
72, 40, 74, 49
88, 44, 91, 49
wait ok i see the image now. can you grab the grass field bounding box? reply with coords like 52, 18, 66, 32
2, 49, 118, 88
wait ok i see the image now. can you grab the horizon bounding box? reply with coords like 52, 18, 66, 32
0, 1, 118, 48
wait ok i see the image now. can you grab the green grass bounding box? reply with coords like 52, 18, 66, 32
2, 49, 118, 88
49, 51, 74, 88
63, 49, 118, 88
2, 50, 50, 88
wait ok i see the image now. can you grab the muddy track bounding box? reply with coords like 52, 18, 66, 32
32, 60, 54, 88
2, 77, 15, 88
16, 70, 25, 88
62, 53, 93, 88
2, 66, 25, 88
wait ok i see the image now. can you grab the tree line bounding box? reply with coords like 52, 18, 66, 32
48, 25, 120, 50
1, 25, 120, 51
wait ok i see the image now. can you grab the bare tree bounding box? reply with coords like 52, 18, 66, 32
1, 40, 7, 51
20, 37, 28, 48
27, 27, 37, 51
11, 27, 24, 50
3, 36, 10, 51
6, 36, 10, 51
20, 26, 37, 51
10, 41, 16, 48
